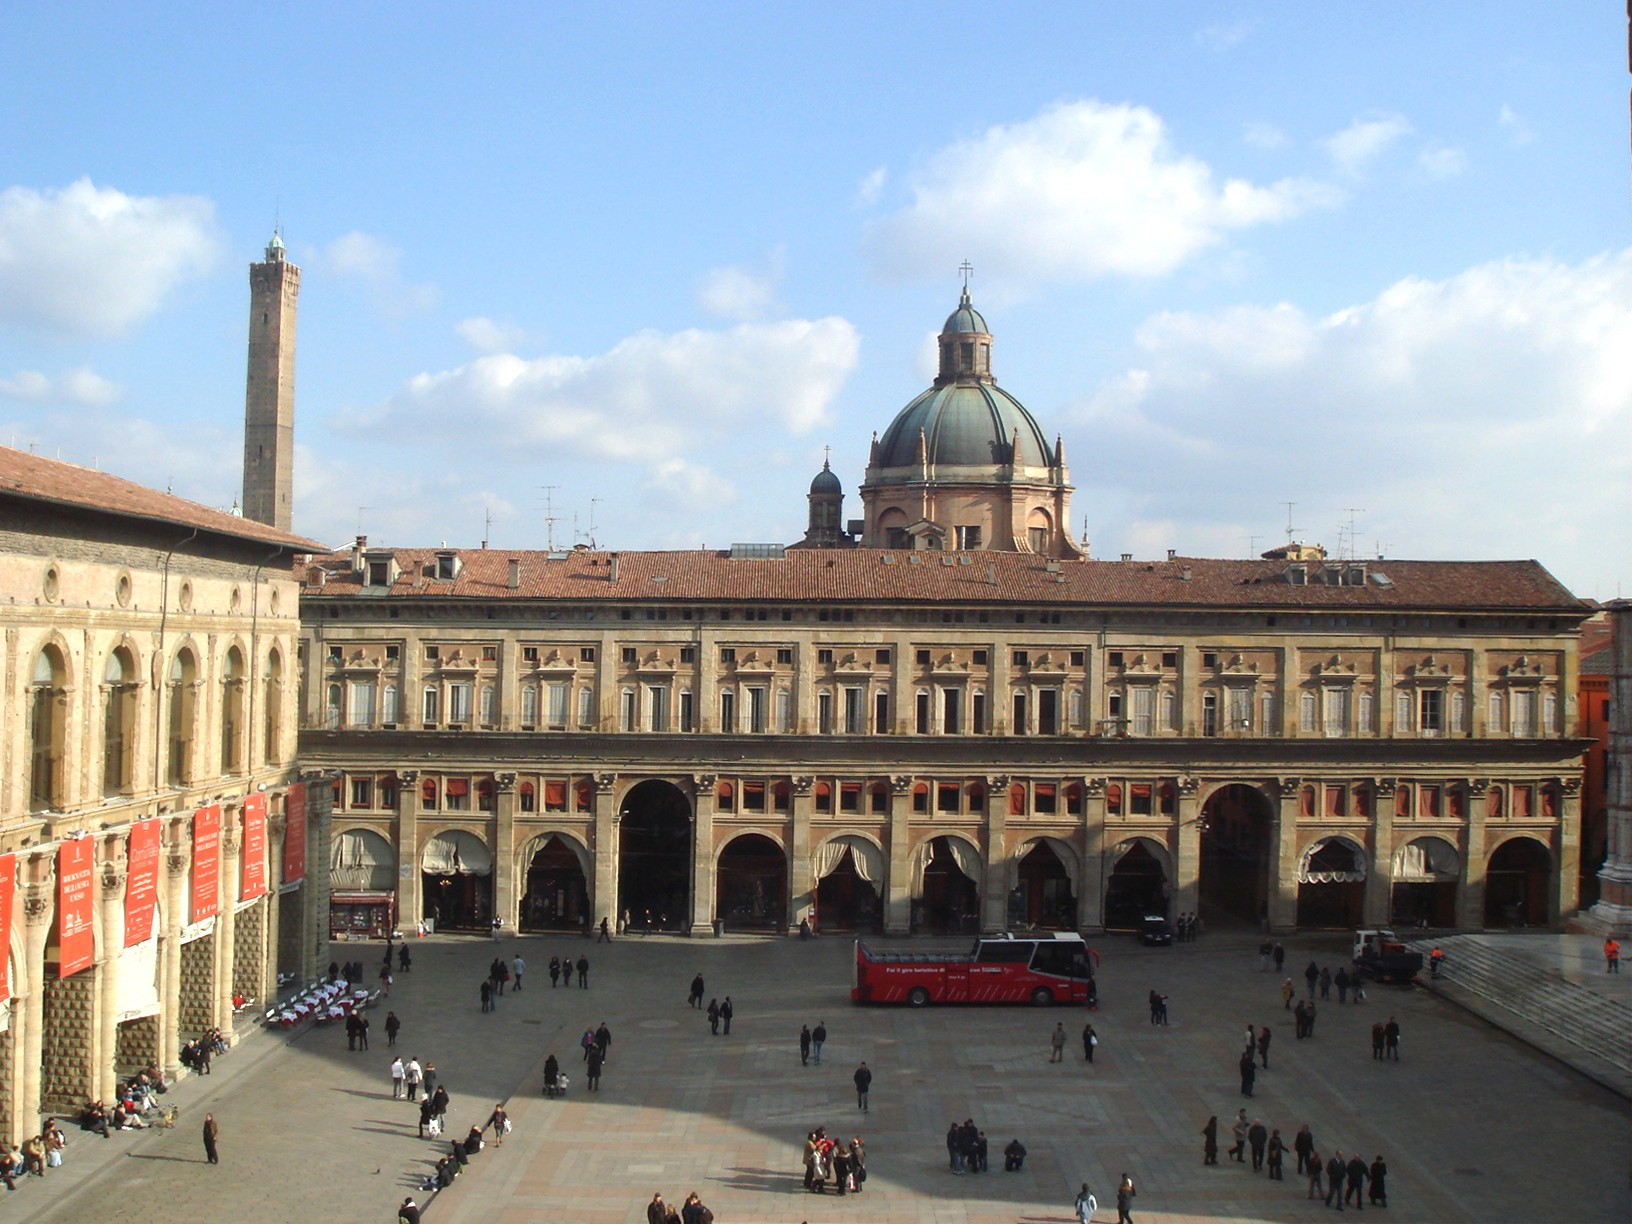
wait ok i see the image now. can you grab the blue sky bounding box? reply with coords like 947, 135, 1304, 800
1, 4, 1628, 598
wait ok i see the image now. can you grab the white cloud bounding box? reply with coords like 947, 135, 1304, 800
1498, 105, 1534, 146
342, 316, 860, 464
0, 179, 218, 336
322, 231, 439, 316
1242, 122, 1290, 151
1417, 144, 1467, 180
1319, 113, 1414, 176
697, 251, 785, 322
1071, 249, 1632, 590
0, 366, 123, 406
1194, 19, 1255, 52
456, 316, 533, 353
854, 167, 887, 207
644, 458, 735, 505
863, 100, 1338, 291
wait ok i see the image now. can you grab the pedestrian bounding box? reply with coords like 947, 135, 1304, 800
1305, 1000, 1317, 1038
707, 999, 720, 1035
811, 1019, 824, 1062
581, 1027, 597, 1061
1083, 1022, 1098, 1062
358, 1013, 370, 1050
947, 1122, 963, 1173
1371, 1020, 1385, 1059
1257, 1025, 1271, 1069
586, 1046, 603, 1091
492, 917, 502, 942
1201, 1115, 1218, 1165
1147, 989, 1162, 1025
1335, 966, 1351, 1003
799, 1025, 811, 1065
1239, 1048, 1256, 1097
599, 916, 612, 942
488, 1103, 509, 1147
681, 1191, 711, 1223
647, 1193, 667, 1224
346, 1012, 361, 1051
384, 1011, 401, 1048
595, 1022, 612, 1061
1319, 966, 1332, 999
1306, 1147, 1324, 1200
1429, 946, 1445, 979
512, 953, 525, 990
431, 1085, 448, 1125
496, 957, 511, 996
1273, 942, 1285, 973
849, 1135, 867, 1191
1116, 1172, 1136, 1224
405, 1057, 423, 1101
1294, 1124, 1315, 1174
1384, 1016, 1401, 1061
1267, 1128, 1285, 1180
201, 1113, 219, 1165
543, 1054, 561, 1098
1304, 959, 1319, 998
1050, 1022, 1067, 1062
329, 959, 340, 982
1368, 1154, 1388, 1206
398, 1196, 421, 1224
1325, 1150, 1346, 1210
689, 973, 705, 1008
831, 1141, 852, 1195
549, 956, 561, 988
480, 980, 493, 1013
422, 1061, 437, 1100
1281, 977, 1295, 1009
1005, 1138, 1027, 1171
1604, 937, 1620, 973
1247, 1118, 1267, 1171
1345, 1153, 1369, 1209
1293, 999, 1308, 1038
399, 944, 411, 973
1074, 1181, 1097, 1223
1228, 1109, 1248, 1162
391, 1057, 405, 1099
380, 964, 393, 996
721, 997, 734, 1034
853, 1061, 871, 1111
417, 1098, 435, 1139
577, 954, 589, 988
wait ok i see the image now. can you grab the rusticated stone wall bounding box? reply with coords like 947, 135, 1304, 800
234, 901, 264, 1004
116, 1015, 160, 1070
40, 974, 94, 1109
178, 936, 215, 1039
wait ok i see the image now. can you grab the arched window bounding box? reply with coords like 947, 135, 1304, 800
1105, 784, 1123, 816
30, 645, 68, 809
103, 646, 138, 795
477, 778, 495, 812
167, 649, 197, 787
421, 778, 439, 810
221, 646, 245, 773
326, 683, 343, 729
381, 681, 399, 727
265, 649, 285, 763
519, 782, 536, 813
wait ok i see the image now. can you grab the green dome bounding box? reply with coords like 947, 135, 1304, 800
942, 288, 988, 335
810, 462, 842, 494
875, 381, 1051, 470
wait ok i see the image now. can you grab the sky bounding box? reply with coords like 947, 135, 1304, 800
1, 3, 1628, 600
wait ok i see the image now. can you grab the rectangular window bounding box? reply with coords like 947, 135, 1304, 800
520, 684, 539, 728
1034, 783, 1057, 814
748, 686, 767, 734
422, 686, 439, 725
817, 690, 833, 735
522, 646, 539, 663
1395, 690, 1412, 732
1512, 785, 1533, 818
1324, 785, 1345, 817
776, 648, 793, 665
955, 525, 982, 549
479, 684, 496, 727
972, 690, 987, 734
942, 688, 962, 735
448, 683, 472, 724
1108, 690, 1123, 727
1419, 689, 1443, 735
648, 685, 669, 732
720, 647, 736, 665
1228, 686, 1252, 733
1202, 692, 1219, 737
776, 688, 792, 734
915, 691, 930, 734
1012, 691, 1028, 734
915, 649, 931, 666
1107, 651, 1123, 668
546, 683, 569, 728
348, 680, 376, 729
350, 778, 373, 809
579, 647, 596, 663
1260, 692, 1275, 733
1357, 691, 1375, 734
680, 690, 694, 733
1300, 691, 1317, 734
1160, 689, 1178, 732
1038, 688, 1060, 735
621, 688, 636, 731
482, 645, 498, 661
1130, 784, 1153, 815
936, 783, 960, 813
1028, 526, 1047, 551
578, 686, 595, 728
382, 684, 400, 725
1419, 785, 1441, 819
1012, 650, 1029, 667
839, 782, 861, 814
874, 691, 890, 735
545, 780, 568, 811
844, 687, 866, 734
1161, 651, 1178, 668
1542, 691, 1557, 734
720, 690, 736, 733
743, 781, 766, 812
622, 647, 637, 665
379, 777, 398, 809
1131, 687, 1154, 737
1512, 690, 1537, 737
875, 649, 891, 665
445, 778, 470, 810
1323, 687, 1351, 737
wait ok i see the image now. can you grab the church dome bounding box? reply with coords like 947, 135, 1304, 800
942, 296, 988, 336
875, 382, 1053, 470
809, 461, 842, 494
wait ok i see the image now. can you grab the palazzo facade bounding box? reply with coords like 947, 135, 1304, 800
0, 447, 318, 1144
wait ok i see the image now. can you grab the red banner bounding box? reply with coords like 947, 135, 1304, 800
124, 819, 161, 947
241, 794, 267, 901
0, 854, 14, 1002
191, 804, 221, 923
57, 837, 95, 978
283, 783, 306, 885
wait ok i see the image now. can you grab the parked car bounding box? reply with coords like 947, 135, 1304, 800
1138, 915, 1174, 946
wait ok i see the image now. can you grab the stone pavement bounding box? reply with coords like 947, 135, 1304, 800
20, 929, 1630, 1224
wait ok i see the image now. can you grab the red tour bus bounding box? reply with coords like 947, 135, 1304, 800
852, 932, 1098, 1007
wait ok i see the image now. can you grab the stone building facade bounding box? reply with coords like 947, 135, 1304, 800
0, 447, 319, 1144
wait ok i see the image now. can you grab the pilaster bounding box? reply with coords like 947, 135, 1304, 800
19, 857, 55, 1146
1363, 778, 1394, 926
1458, 790, 1489, 930
216, 813, 240, 1038
494, 772, 518, 931
396, 771, 423, 931
1556, 777, 1582, 918
981, 775, 1009, 930
1268, 779, 1301, 932
885, 776, 913, 934
161, 823, 190, 1075
95, 840, 128, 1102
1078, 778, 1107, 932
1174, 777, 1201, 920
592, 773, 617, 929
692, 774, 717, 932
789, 776, 814, 933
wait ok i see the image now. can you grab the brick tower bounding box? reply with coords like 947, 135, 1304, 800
242, 232, 300, 531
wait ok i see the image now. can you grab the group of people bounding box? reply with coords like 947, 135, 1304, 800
1147, 989, 1170, 1025
1368, 1017, 1403, 1060
179, 1028, 227, 1074
1206, 1110, 1389, 1210
548, 953, 589, 988
1237, 1022, 1272, 1095
801, 1127, 865, 1194
945, 1118, 991, 1174
705, 996, 734, 1034
1303, 961, 1366, 1005
1076, 1174, 1136, 1224
1171, 913, 1202, 941
578, 1022, 613, 1090
645, 1189, 716, 1222
0, 1119, 68, 1190
797, 1021, 827, 1064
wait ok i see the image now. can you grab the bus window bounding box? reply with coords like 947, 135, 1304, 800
1032, 941, 1089, 978
976, 940, 1034, 964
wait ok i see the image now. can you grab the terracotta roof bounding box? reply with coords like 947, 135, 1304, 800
0, 446, 316, 551
304, 547, 1588, 615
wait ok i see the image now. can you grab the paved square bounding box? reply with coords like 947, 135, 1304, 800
27, 930, 1629, 1223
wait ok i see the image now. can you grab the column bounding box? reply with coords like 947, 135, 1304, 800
981, 775, 1009, 931
160, 823, 190, 1075
788, 777, 814, 934
1363, 778, 1394, 926
95, 838, 129, 1103
885, 776, 913, 934
1458, 788, 1489, 930
1268, 779, 1301, 932
1593, 602, 1632, 922
264, 811, 284, 1002
494, 772, 518, 931
1173, 778, 1202, 921
1555, 777, 1582, 918
396, 772, 423, 932
19, 856, 55, 1147
1078, 779, 1107, 933
691, 774, 716, 933
215, 812, 240, 1039
591, 773, 617, 931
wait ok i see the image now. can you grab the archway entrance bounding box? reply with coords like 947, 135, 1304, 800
715, 834, 787, 932
1103, 840, 1168, 930
1199, 783, 1274, 925
1391, 837, 1459, 928
520, 835, 590, 932
1485, 837, 1551, 927
1015, 839, 1077, 929
912, 836, 980, 934
421, 829, 494, 931
1296, 837, 1366, 929
618, 779, 692, 932
814, 836, 883, 933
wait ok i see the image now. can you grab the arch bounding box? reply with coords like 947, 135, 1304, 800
1103, 837, 1170, 929
1391, 836, 1460, 928
28, 641, 70, 810
166, 645, 199, 787
220, 643, 246, 774
618, 779, 692, 932
1485, 835, 1552, 927
1198, 782, 1275, 926
909, 834, 981, 934
1296, 835, 1367, 929
813, 834, 884, 933
420, 828, 494, 931
1011, 837, 1078, 930
102, 642, 140, 796
716, 833, 787, 932
264, 647, 285, 763
330, 827, 396, 890
519, 832, 591, 932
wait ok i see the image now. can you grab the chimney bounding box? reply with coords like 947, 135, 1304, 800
1120, 552, 1132, 562
507, 558, 521, 590
608, 552, 620, 584
1180, 566, 1193, 581
1166, 549, 1176, 561
351, 535, 367, 571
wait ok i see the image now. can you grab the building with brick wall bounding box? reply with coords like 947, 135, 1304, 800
0, 447, 319, 1143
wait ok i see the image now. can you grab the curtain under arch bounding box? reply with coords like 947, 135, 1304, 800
331, 829, 396, 890
814, 835, 882, 885
421, 829, 493, 877
1392, 838, 1460, 883
1298, 836, 1366, 884
1015, 836, 1078, 895
526, 833, 591, 880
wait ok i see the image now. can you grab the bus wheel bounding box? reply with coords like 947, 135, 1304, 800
907, 987, 930, 1008
1030, 987, 1054, 1006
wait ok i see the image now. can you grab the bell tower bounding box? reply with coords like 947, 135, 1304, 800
242, 232, 299, 531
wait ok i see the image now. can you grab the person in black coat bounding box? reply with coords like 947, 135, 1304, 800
586, 1046, 604, 1091
720, 997, 734, 1034
1247, 1119, 1267, 1171
543, 1054, 561, 1097
1239, 1048, 1256, 1097
1004, 1138, 1027, 1171
799, 1025, 812, 1065
1201, 1116, 1218, 1165
1345, 1154, 1369, 1209
1368, 1155, 1388, 1206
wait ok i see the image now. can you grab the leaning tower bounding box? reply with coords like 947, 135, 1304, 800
242, 232, 300, 531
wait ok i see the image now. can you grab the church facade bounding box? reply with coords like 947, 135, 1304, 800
297, 295, 1592, 942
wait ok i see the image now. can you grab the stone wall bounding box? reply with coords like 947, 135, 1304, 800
0, 1019, 13, 1137
178, 935, 215, 1039
278, 888, 305, 984
233, 901, 264, 1003
40, 973, 94, 1109
116, 1015, 160, 1071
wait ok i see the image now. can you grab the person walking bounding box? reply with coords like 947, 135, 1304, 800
391, 1057, 406, 1099
543, 1054, 561, 1098
1267, 1128, 1285, 1180
488, 1103, 509, 1147
384, 1011, 401, 1047
491, 917, 502, 942
358, 1013, 370, 1050
1050, 1022, 1067, 1062
586, 1046, 603, 1091
1273, 942, 1286, 973
379, 964, 393, 996
947, 1123, 962, 1174
1293, 1124, 1315, 1175
1083, 1022, 1098, 1062
1368, 1154, 1388, 1207
431, 1085, 449, 1126
405, 1057, 423, 1101
1384, 1017, 1401, 1061
853, 1061, 871, 1111
1605, 937, 1620, 973
512, 954, 525, 990
799, 1025, 812, 1065
480, 980, 493, 1013
1116, 1173, 1136, 1224
1345, 1153, 1369, 1210
1227, 1109, 1248, 1163
1306, 1147, 1324, 1200
577, 954, 589, 988
1319, 966, 1332, 999
689, 973, 705, 1008
398, 944, 412, 973
549, 956, 561, 988
422, 1062, 438, 1100
201, 1113, 219, 1165
706, 999, 720, 1035
1201, 1115, 1218, 1165
1281, 977, 1295, 1009
1247, 1119, 1267, 1171
1325, 1151, 1347, 1210
721, 997, 734, 1035
1304, 959, 1319, 998
1239, 1048, 1256, 1097
1074, 1181, 1097, 1223
811, 1019, 824, 1062
1257, 1025, 1271, 1069
595, 1022, 612, 1063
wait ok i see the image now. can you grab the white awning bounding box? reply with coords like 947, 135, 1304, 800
1298, 837, 1366, 884
331, 829, 397, 891
114, 935, 161, 1022
813, 835, 883, 885
1393, 838, 1460, 883
421, 829, 493, 877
